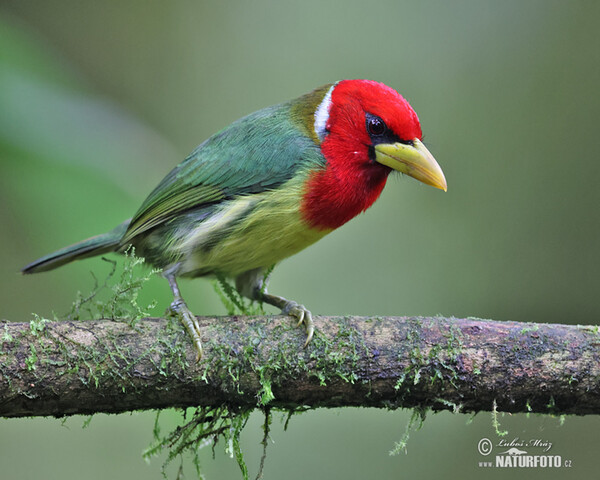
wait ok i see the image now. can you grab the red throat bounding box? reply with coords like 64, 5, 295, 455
300, 146, 391, 230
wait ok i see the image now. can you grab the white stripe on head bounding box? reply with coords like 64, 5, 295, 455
314, 85, 335, 142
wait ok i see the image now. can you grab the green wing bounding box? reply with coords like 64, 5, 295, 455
122, 101, 324, 243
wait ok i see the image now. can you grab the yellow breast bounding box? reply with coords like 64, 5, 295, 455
177, 174, 331, 277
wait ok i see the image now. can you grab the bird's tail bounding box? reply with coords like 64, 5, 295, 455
22, 220, 130, 274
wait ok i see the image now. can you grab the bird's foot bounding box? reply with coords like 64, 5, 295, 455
235, 270, 315, 348
168, 299, 203, 361
281, 301, 314, 347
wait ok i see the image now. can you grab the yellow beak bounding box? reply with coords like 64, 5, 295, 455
374, 139, 447, 191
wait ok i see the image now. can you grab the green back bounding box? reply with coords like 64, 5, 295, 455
122, 89, 330, 244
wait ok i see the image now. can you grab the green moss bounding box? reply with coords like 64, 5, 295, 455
212, 273, 266, 316
25, 344, 38, 371
491, 399, 508, 437
29, 314, 49, 336
1, 325, 13, 343
519, 324, 540, 334
389, 319, 468, 452
308, 319, 368, 385
21, 250, 190, 400
143, 406, 253, 480
434, 397, 462, 413
577, 324, 600, 335
394, 320, 425, 391
67, 247, 159, 324
394, 318, 463, 394
389, 407, 427, 455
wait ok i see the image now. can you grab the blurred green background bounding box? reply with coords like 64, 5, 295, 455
1, 1, 599, 479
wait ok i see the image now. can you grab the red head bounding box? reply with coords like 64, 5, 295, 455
301, 79, 446, 230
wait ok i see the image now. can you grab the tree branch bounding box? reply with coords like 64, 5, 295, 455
1, 315, 599, 418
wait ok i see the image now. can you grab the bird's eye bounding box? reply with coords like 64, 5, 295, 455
366, 115, 386, 136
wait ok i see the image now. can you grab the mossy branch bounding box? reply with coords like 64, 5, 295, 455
0, 315, 599, 418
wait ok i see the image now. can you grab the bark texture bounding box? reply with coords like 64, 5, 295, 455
1, 315, 599, 418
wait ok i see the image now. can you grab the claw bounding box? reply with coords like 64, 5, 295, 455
283, 301, 314, 348
296, 310, 305, 327
303, 311, 314, 347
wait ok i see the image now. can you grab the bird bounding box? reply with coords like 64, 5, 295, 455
22, 79, 447, 360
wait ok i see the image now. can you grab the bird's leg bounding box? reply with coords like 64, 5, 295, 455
235, 268, 314, 347
260, 292, 315, 347
165, 273, 203, 361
